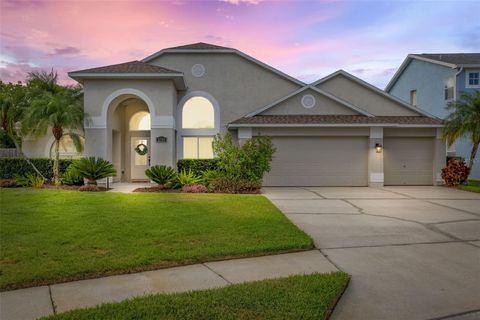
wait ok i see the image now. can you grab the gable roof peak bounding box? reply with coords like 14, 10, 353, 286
165, 42, 232, 50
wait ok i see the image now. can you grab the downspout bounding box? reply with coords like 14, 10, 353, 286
453, 66, 463, 100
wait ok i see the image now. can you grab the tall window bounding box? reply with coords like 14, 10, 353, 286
410, 89, 417, 106
444, 86, 454, 100
181, 96, 216, 159
129, 111, 150, 131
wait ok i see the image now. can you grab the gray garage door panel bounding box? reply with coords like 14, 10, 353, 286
264, 136, 368, 186
384, 137, 433, 186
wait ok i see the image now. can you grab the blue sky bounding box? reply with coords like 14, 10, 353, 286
1, 0, 479, 88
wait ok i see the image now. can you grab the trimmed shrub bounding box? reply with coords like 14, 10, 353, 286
145, 165, 177, 186
174, 169, 201, 188
182, 184, 208, 193
177, 159, 219, 176
0, 179, 17, 188
0, 157, 73, 180
209, 177, 261, 194
441, 159, 470, 186
78, 185, 99, 192
61, 164, 84, 186
72, 157, 116, 185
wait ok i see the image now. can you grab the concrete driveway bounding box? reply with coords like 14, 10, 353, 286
262, 186, 480, 320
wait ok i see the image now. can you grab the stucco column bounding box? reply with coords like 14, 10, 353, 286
368, 127, 384, 187
150, 128, 176, 168
433, 128, 446, 185
238, 127, 252, 145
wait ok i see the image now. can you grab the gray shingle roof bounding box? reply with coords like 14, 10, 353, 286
230, 115, 444, 126
71, 61, 181, 74
416, 53, 480, 65
166, 42, 232, 50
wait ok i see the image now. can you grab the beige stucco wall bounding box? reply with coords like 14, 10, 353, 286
260, 89, 359, 116
83, 79, 176, 119
316, 74, 420, 116
149, 52, 302, 133
22, 133, 54, 158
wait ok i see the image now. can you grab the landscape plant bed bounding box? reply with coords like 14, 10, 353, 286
0, 188, 313, 290
42, 272, 349, 320
133, 185, 260, 194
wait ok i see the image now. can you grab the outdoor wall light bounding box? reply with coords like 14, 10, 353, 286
375, 143, 383, 153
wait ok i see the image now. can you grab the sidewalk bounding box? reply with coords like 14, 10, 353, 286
0, 250, 337, 320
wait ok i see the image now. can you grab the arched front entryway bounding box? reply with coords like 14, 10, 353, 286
106, 92, 152, 182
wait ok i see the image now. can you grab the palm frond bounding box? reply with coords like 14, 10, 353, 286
66, 132, 85, 153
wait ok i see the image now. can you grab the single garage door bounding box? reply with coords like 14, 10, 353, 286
384, 137, 433, 185
264, 136, 368, 186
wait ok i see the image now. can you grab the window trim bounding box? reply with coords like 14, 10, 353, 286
176, 91, 220, 160
465, 70, 480, 88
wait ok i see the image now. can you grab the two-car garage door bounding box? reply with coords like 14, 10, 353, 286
263, 136, 434, 186
264, 136, 369, 186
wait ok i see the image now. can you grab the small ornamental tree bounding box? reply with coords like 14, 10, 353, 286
443, 91, 480, 179
441, 159, 470, 186
212, 133, 276, 183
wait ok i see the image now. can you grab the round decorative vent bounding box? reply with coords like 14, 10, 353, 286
191, 64, 205, 77
301, 94, 316, 109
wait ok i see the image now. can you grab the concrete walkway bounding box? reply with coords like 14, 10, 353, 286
263, 186, 480, 320
108, 182, 152, 193
0, 250, 337, 320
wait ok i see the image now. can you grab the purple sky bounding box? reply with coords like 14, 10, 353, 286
1, 0, 479, 88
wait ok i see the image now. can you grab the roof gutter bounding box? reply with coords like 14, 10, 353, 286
227, 123, 444, 129
68, 72, 187, 90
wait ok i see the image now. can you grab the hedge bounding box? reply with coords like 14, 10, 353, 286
0, 157, 74, 179
177, 159, 219, 175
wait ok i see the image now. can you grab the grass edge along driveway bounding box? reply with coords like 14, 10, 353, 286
42, 272, 349, 320
0, 188, 313, 290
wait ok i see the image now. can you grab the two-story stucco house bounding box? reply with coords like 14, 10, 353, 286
386, 53, 480, 179
24, 42, 446, 186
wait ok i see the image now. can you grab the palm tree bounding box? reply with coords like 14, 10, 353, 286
0, 81, 46, 179
23, 70, 84, 185
443, 91, 480, 178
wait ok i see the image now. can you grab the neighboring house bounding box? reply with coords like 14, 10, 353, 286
24, 42, 445, 186
386, 53, 480, 179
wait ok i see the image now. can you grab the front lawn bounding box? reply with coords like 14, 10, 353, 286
43, 272, 349, 320
0, 188, 312, 290
459, 179, 480, 193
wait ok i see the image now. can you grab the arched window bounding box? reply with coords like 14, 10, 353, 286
129, 111, 150, 131
49, 135, 84, 159
182, 97, 214, 129
179, 95, 218, 159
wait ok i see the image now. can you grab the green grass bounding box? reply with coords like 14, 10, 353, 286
459, 179, 480, 193
0, 188, 313, 290
42, 272, 349, 320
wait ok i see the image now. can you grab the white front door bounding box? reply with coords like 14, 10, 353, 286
131, 137, 150, 181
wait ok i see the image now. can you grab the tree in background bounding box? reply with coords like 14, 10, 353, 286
443, 91, 480, 179
23, 70, 84, 185
0, 81, 45, 178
